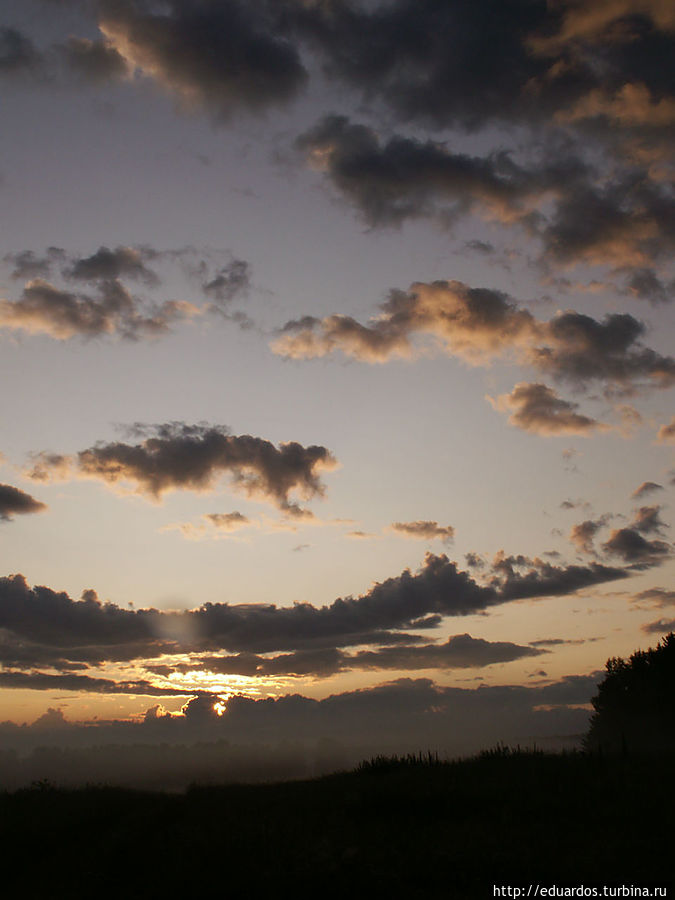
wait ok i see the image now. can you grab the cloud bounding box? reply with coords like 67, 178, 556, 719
632, 587, 675, 608
25, 421, 337, 516
631, 505, 667, 535
389, 521, 455, 543
97, 0, 307, 119
285, 0, 582, 129
0, 278, 197, 340
65, 245, 160, 285
621, 267, 673, 304
273, 280, 539, 365
0, 670, 201, 696
164, 511, 253, 541
201, 259, 251, 305
541, 175, 675, 268
59, 36, 130, 82
273, 278, 675, 393
295, 114, 586, 230
0, 551, 632, 668
294, 125, 674, 273
631, 481, 663, 498
530, 0, 675, 55
0, 27, 42, 76
602, 527, 671, 566
0, 484, 47, 521
641, 617, 675, 635
656, 417, 675, 444
488, 382, 604, 436
174, 633, 545, 679
3, 248, 65, 280
0, 671, 600, 788
569, 518, 608, 555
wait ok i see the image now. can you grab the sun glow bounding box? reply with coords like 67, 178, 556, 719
213, 700, 227, 716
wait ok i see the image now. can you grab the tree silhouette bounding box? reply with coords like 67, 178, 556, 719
585, 633, 675, 753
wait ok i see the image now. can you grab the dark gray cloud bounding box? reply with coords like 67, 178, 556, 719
26, 421, 337, 516
529, 637, 587, 648
529, 311, 675, 391
0, 26, 42, 75
296, 114, 587, 229
641, 617, 675, 635
602, 527, 671, 567
542, 175, 675, 269
155, 633, 543, 679
293, 113, 675, 270
632, 587, 675, 608
0, 245, 256, 339
0, 550, 632, 668
0, 670, 200, 696
489, 382, 603, 436
3, 248, 65, 280
389, 521, 455, 543
622, 268, 673, 305
202, 259, 251, 304
96, 0, 307, 118
284, 0, 580, 129
0, 277, 195, 340
0, 484, 47, 521
489, 551, 628, 601
274, 279, 675, 394
65, 245, 160, 285
59, 36, 130, 82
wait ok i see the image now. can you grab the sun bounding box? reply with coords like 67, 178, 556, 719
213, 700, 227, 716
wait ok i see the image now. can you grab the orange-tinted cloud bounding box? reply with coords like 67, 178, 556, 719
25, 422, 337, 517
488, 382, 604, 436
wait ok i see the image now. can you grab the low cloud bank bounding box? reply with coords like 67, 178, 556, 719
0, 675, 595, 790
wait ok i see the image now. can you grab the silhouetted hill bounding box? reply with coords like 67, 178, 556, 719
2, 750, 672, 898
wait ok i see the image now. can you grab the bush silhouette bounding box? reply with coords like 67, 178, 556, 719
585, 632, 675, 754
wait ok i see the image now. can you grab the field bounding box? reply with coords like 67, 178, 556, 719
2, 749, 673, 898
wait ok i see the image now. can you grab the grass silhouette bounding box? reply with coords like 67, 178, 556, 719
2, 748, 672, 898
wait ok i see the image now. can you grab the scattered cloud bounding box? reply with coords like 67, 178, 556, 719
569, 518, 609, 555
641, 617, 675, 635
631, 481, 663, 498
656, 416, 675, 445
632, 587, 675, 608
155, 633, 545, 680
25, 422, 337, 517
0, 26, 42, 77
273, 279, 675, 395
65, 245, 160, 285
602, 528, 671, 567
488, 382, 604, 436
97, 0, 307, 118
0, 484, 47, 521
0, 277, 197, 340
296, 114, 586, 230
631, 505, 668, 535
389, 521, 455, 543
58, 36, 130, 83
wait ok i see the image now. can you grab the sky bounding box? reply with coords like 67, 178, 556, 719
0, 0, 674, 782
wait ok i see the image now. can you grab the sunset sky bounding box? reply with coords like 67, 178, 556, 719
0, 0, 674, 765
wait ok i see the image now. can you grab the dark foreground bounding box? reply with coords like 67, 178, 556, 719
2, 750, 673, 899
